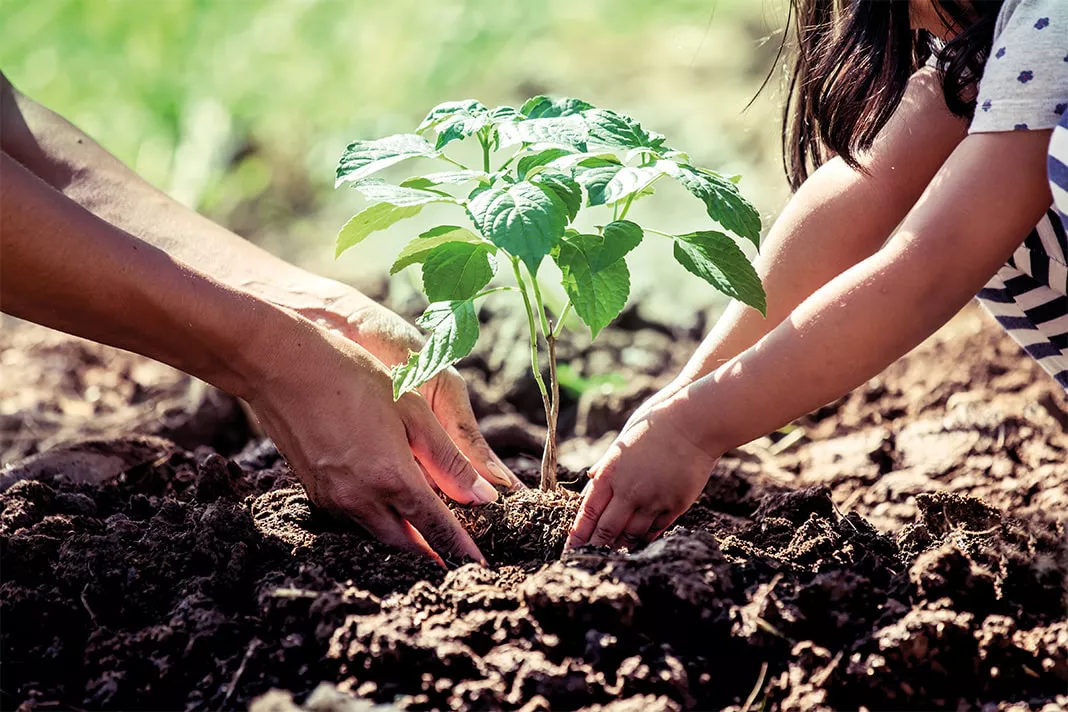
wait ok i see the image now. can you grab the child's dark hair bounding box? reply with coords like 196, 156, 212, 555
779, 0, 1003, 190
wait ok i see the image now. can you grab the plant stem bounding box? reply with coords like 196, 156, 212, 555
543, 332, 560, 490
510, 257, 557, 491
551, 303, 573, 340
497, 151, 519, 173
527, 267, 552, 338
440, 154, 470, 170
479, 134, 491, 173
511, 258, 552, 404
526, 267, 561, 489
473, 286, 519, 299
617, 193, 636, 221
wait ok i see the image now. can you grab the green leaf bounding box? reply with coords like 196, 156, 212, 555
390, 226, 487, 275
497, 116, 589, 150
434, 112, 492, 150
417, 100, 487, 133
336, 134, 439, 186
350, 179, 455, 207
573, 158, 623, 207
594, 220, 644, 267
488, 105, 521, 123
336, 203, 424, 258
391, 300, 480, 399
602, 165, 664, 205
554, 232, 632, 338
421, 241, 496, 301
520, 96, 595, 119
583, 109, 666, 152
467, 181, 568, 274
531, 171, 582, 222
675, 164, 762, 247
400, 170, 492, 189
673, 231, 766, 315
516, 147, 575, 180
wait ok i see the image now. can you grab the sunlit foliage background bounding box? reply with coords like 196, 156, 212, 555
2, 0, 791, 317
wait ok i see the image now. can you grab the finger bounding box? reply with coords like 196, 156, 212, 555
395, 488, 487, 565
402, 397, 499, 505
351, 505, 443, 566
430, 374, 523, 490
616, 510, 658, 550
649, 511, 677, 541
416, 460, 440, 494
585, 497, 634, 548
567, 476, 613, 550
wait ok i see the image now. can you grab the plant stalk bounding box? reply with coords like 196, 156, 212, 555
542, 332, 560, 490
510, 257, 559, 491
528, 268, 559, 490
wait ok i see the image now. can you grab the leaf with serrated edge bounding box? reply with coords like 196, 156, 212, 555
603, 165, 663, 205
434, 112, 492, 150
554, 236, 631, 338
467, 181, 568, 274
498, 116, 589, 151
673, 231, 766, 314
391, 300, 479, 399
350, 180, 454, 207
574, 160, 623, 207
401, 170, 492, 190
336, 203, 424, 258
583, 109, 665, 152
336, 134, 439, 186
417, 100, 487, 133
421, 241, 496, 301
517, 148, 575, 180
390, 226, 489, 275
520, 96, 594, 119
531, 171, 582, 222
675, 164, 761, 247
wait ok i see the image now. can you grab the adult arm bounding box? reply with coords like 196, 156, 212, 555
1, 137, 494, 566
0, 71, 518, 491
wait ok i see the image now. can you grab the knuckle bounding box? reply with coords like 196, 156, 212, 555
438, 446, 475, 482
370, 468, 412, 500
580, 498, 604, 519
592, 524, 617, 543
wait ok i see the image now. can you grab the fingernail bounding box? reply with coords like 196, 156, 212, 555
472, 477, 499, 504
491, 460, 525, 490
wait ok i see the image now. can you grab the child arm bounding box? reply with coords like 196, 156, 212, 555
570, 127, 1053, 550
683, 69, 968, 385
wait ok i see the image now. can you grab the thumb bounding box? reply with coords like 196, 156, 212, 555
401, 396, 499, 506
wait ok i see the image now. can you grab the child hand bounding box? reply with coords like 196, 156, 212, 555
566, 392, 721, 550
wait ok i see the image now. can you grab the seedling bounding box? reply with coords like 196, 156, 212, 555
335, 97, 765, 491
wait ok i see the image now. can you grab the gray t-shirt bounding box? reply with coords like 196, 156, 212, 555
969, 0, 1068, 134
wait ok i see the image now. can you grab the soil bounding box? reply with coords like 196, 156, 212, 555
1, 302, 1066, 711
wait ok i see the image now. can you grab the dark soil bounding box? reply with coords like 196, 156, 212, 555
1, 303, 1066, 711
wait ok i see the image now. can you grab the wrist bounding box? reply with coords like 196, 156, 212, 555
660, 384, 729, 464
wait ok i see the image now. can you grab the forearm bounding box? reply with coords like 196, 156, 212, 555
0, 152, 294, 399
677, 68, 967, 385
0, 73, 361, 311
680, 131, 1054, 456
678, 158, 913, 383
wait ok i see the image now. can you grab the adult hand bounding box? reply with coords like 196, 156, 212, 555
248, 314, 497, 565
565, 391, 720, 551
253, 276, 523, 492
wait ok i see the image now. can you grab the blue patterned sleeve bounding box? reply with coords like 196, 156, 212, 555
970, 0, 1068, 134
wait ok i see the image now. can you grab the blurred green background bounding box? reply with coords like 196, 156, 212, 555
1, 0, 791, 317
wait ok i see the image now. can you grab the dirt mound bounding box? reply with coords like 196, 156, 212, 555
2, 305, 1066, 710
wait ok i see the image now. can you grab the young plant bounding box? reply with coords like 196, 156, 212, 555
334, 97, 765, 491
